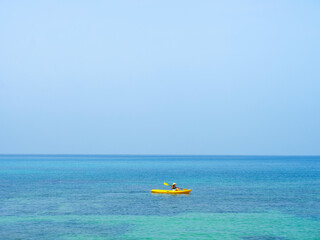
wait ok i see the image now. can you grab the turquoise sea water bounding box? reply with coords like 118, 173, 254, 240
0, 155, 319, 239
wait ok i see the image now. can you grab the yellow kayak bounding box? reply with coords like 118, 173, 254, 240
151, 189, 191, 194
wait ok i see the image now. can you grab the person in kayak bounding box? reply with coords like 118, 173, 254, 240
171, 183, 181, 191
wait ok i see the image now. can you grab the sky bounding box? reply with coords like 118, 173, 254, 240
0, 0, 319, 155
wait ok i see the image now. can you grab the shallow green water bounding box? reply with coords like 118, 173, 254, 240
1, 212, 319, 239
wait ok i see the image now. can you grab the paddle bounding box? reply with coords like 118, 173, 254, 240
164, 182, 186, 190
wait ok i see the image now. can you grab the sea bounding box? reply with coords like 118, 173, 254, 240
0, 155, 319, 240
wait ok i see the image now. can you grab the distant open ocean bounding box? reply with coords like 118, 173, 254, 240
0, 155, 319, 239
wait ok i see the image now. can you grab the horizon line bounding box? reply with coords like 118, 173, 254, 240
0, 153, 319, 157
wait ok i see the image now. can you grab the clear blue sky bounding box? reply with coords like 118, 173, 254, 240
0, 0, 319, 155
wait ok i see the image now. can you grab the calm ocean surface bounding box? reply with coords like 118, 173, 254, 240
0, 155, 319, 239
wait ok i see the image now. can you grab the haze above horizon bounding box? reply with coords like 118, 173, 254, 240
1, 1, 319, 155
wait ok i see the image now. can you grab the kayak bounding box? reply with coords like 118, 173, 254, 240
151, 189, 191, 194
